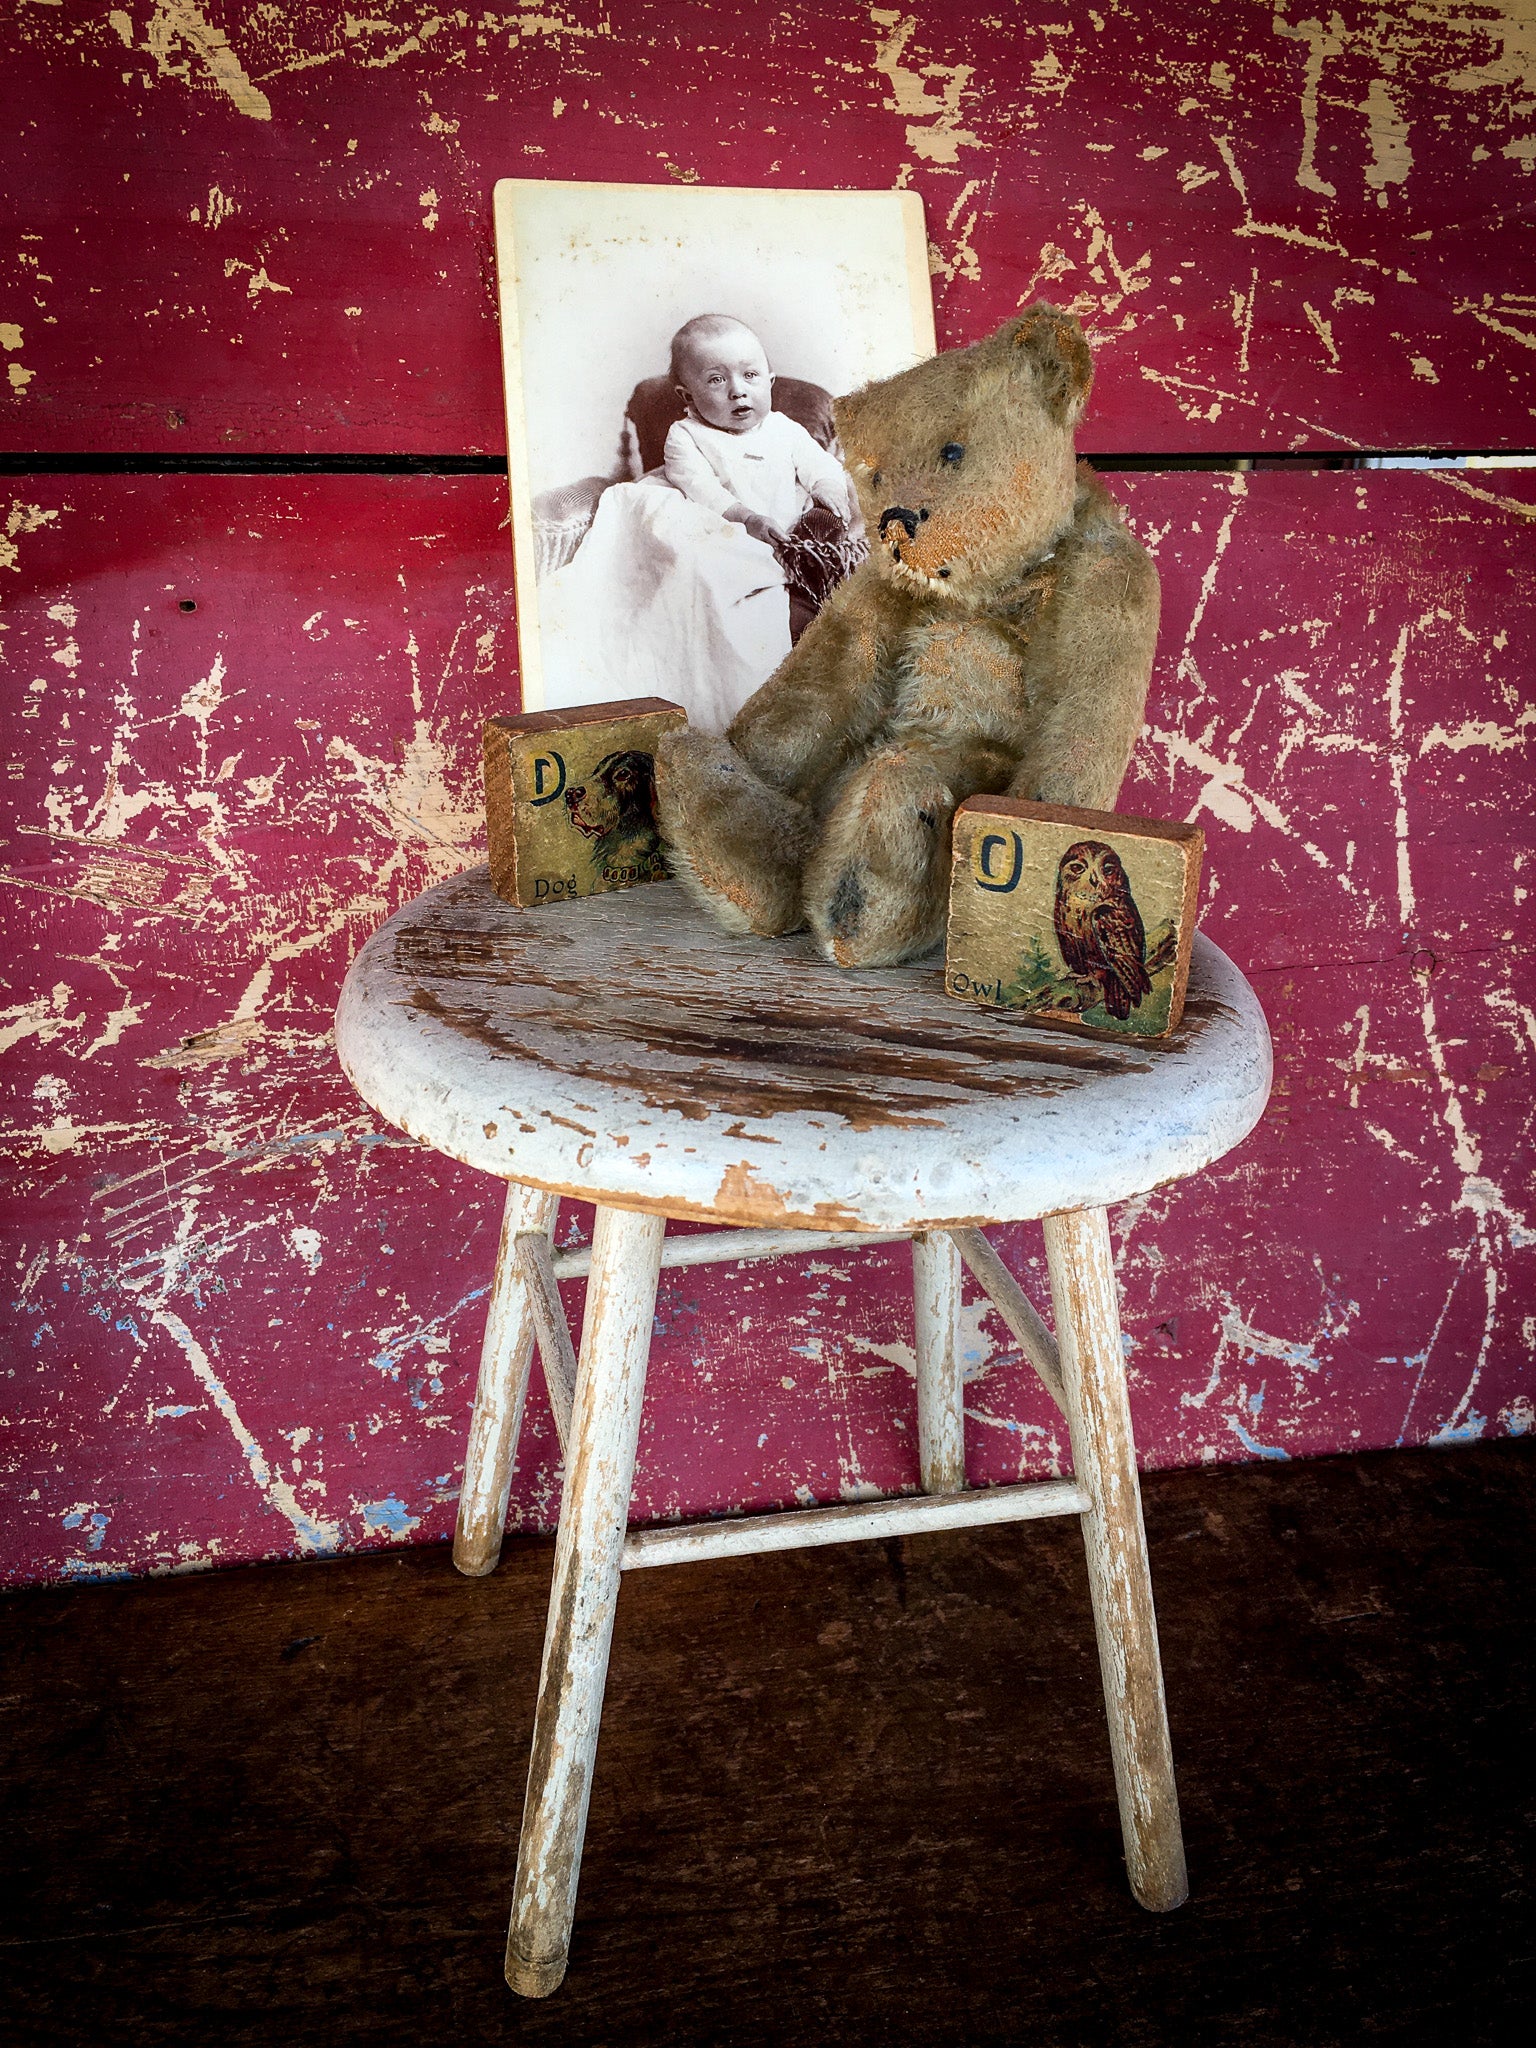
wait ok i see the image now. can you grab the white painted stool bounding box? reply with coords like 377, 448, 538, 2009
336, 866, 1271, 1997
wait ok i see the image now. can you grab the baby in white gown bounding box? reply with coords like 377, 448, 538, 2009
537, 316, 859, 734
662, 316, 857, 554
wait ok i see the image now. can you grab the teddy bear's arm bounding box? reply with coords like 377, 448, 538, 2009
727, 560, 914, 803
1007, 506, 1160, 810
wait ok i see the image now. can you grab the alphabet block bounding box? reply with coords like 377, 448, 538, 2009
483, 698, 686, 908
945, 797, 1204, 1039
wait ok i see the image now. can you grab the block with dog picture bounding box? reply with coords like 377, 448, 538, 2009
483, 697, 687, 908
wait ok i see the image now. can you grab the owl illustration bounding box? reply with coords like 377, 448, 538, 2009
1053, 840, 1152, 1021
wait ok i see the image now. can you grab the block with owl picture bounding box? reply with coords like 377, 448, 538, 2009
945, 797, 1204, 1039
483, 697, 687, 909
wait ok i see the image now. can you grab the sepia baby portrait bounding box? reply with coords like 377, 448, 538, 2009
495, 180, 934, 733
536, 312, 864, 732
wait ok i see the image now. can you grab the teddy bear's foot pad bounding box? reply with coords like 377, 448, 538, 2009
802, 745, 966, 967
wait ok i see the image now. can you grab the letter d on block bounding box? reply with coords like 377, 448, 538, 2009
531, 752, 567, 805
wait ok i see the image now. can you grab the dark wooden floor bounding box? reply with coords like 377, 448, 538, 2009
3, 1441, 1531, 2047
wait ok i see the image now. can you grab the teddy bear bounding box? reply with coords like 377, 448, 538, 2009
652, 304, 1160, 969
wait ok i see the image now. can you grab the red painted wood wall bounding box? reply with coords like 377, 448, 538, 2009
4, 2, 1533, 1584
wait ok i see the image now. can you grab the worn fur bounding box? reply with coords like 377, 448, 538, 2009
655, 305, 1160, 966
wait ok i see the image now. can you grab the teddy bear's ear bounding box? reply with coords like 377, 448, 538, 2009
993, 303, 1094, 427
831, 389, 862, 451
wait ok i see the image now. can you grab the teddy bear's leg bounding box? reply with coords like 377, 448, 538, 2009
653, 565, 912, 938
727, 562, 912, 807
653, 727, 815, 936
803, 735, 1015, 967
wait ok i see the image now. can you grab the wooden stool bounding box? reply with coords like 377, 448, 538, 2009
336, 868, 1271, 1997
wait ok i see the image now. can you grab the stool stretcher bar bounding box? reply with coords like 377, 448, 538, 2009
949, 1226, 1066, 1414
548, 1220, 1067, 1415
549, 1225, 912, 1280
620, 1476, 1091, 1571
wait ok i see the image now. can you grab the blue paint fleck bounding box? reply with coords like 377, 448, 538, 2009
359, 1495, 420, 1538
63, 1510, 110, 1550
1227, 1417, 1289, 1460
1428, 1409, 1487, 1447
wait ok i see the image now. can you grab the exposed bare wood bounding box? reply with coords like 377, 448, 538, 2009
337, 852, 1272, 1992
336, 872, 1273, 1233
514, 1231, 578, 1452
550, 1225, 912, 1281
949, 1226, 1066, 1414
621, 1476, 1090, 1571
453, 1183, 559, 1578
912, 1231, 967, 1493
505, 1205, 666, 1999
1044, 1206, 1188, 1915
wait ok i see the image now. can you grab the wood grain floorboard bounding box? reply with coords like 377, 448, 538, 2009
2, 1442, 1531, 2047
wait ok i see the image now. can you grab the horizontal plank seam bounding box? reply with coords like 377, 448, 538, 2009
4, 451, 1532, 478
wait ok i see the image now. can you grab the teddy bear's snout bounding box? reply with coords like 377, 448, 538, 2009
877, 504, 925, 544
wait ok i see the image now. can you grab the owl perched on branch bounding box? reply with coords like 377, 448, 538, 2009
1053, 840, 1152, 1021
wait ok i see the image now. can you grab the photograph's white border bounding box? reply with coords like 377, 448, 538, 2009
493, 179, 935, 713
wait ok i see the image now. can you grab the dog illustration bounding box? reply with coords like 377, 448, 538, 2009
564, 749, 664, 879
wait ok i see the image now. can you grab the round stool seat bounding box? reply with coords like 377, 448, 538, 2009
336, 866, 1271, 1232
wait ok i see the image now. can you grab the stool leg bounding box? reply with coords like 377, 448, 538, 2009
505, 1204, 666, 1997
1043, 1205, 1188, 1913
454, 1181, 560, 1578
912, 1230, 966, 1493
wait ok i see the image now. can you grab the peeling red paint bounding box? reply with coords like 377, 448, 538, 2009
2, 468, 1532, 1586
3, 1, 1534, 454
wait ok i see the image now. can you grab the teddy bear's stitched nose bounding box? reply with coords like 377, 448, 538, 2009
878, 505, 922, 543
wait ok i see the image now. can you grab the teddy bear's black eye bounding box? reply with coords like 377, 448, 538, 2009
871, 470, 883, 487
940, 443, 965, 464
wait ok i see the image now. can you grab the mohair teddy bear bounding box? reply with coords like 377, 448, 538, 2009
653, 305, 1159, 967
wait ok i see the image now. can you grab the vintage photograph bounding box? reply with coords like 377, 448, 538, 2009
494, 179, 934, 732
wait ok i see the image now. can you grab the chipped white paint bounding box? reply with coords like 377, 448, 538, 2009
454, 1180, 560, 1578
335, 872, 1273, 1234
950, 1225, 1065, 1412
515, 1228, 578, 1452
1044, 1206, 1187, 1913
912, 1230, 966, 1491
549, 1226, 912, 1279
504, 1205, 665, 1998
622, 1473, 1090, 1569
335, 868, 1272, 1992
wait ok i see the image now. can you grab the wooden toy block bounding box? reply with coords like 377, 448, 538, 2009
483, 697, 687, 908
945, 797, 1204, 1039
